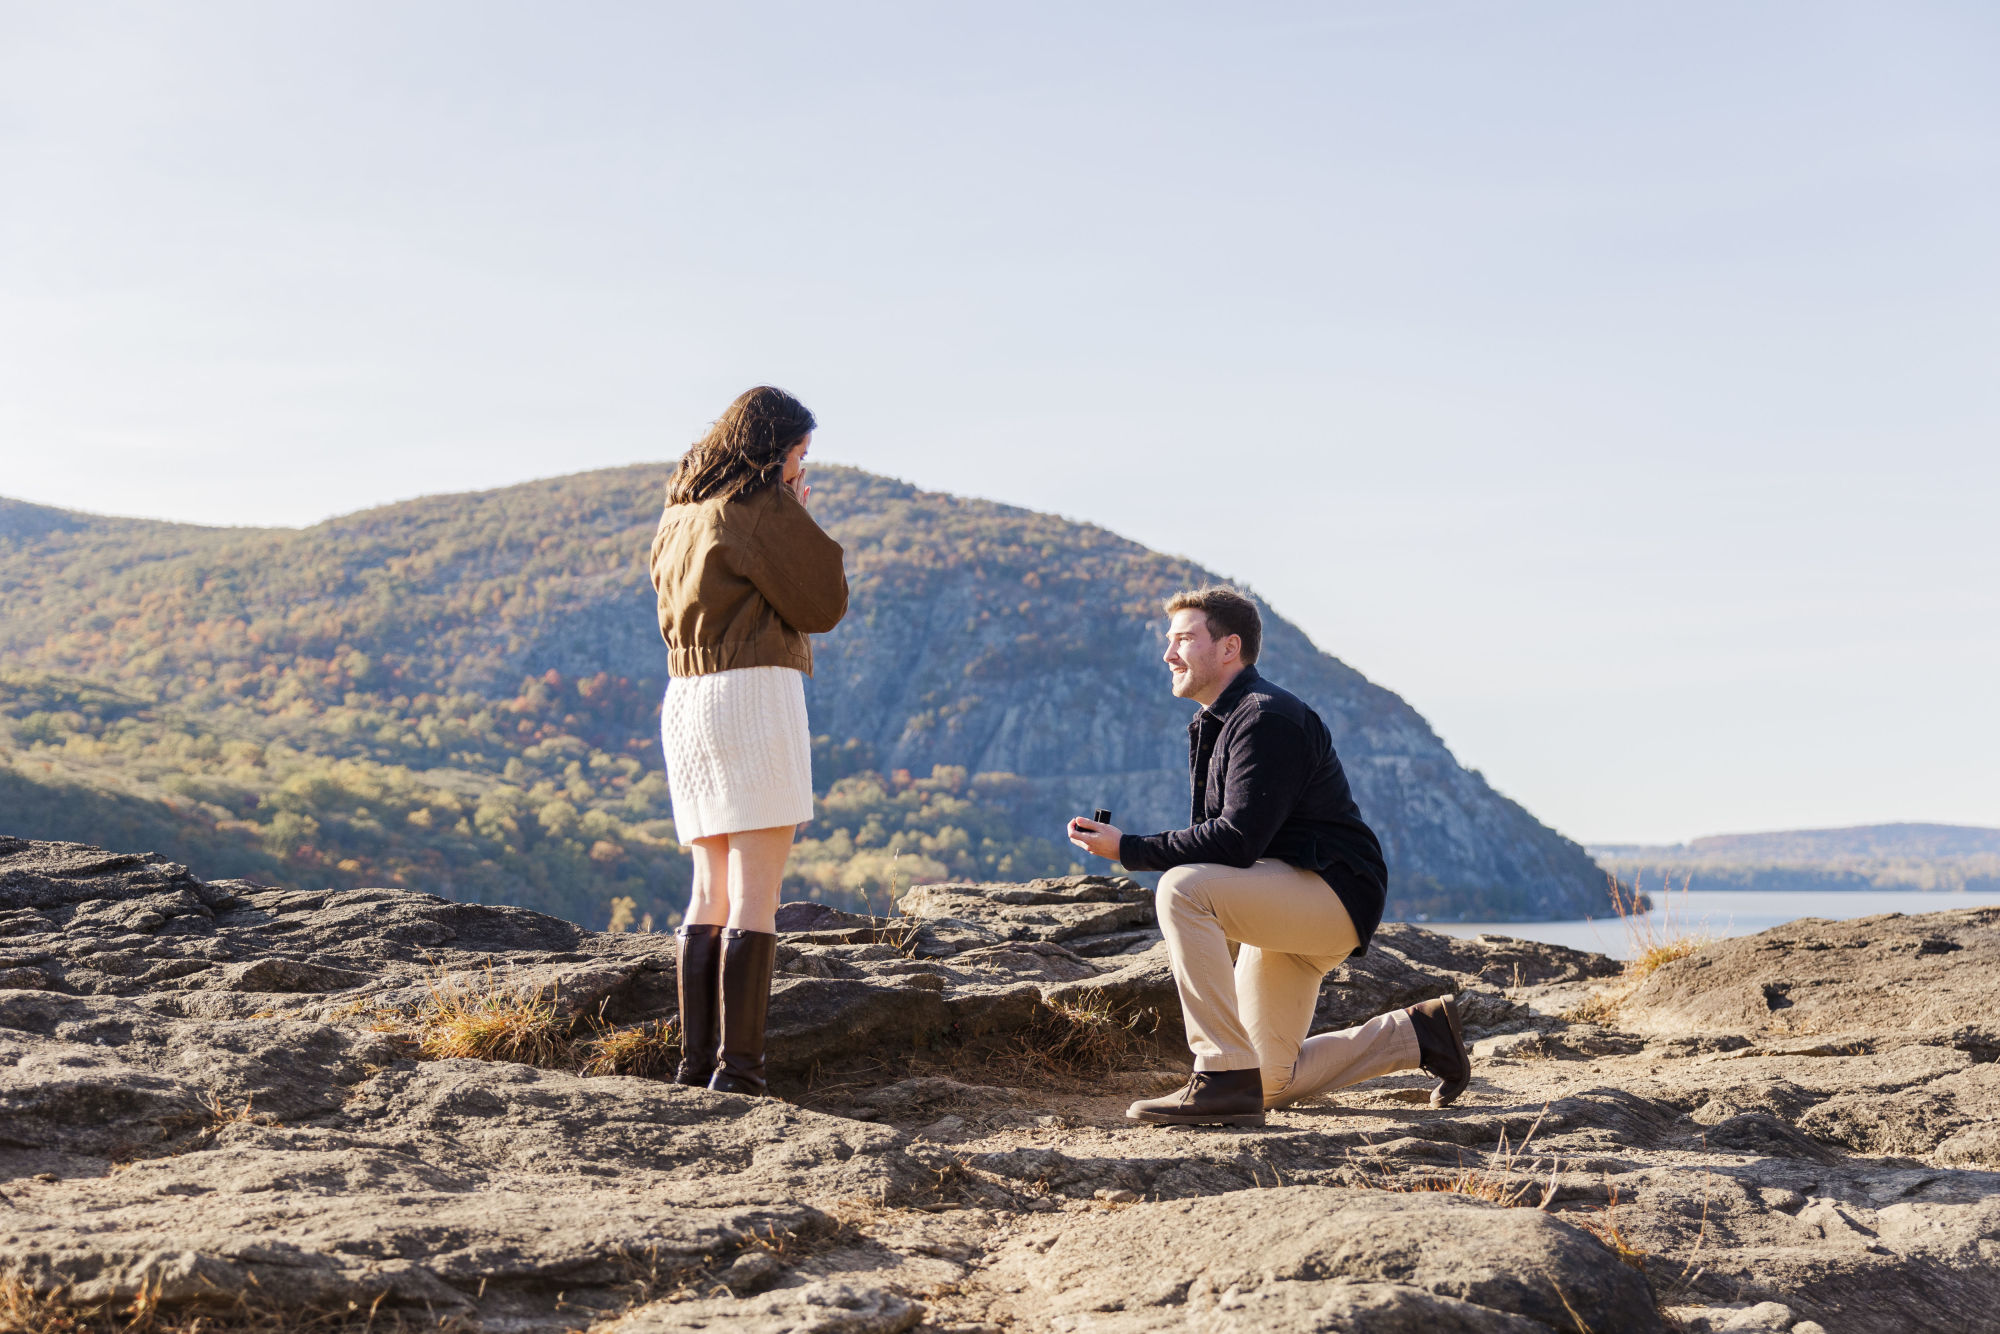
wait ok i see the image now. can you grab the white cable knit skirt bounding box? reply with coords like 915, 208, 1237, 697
659, 666, 815, 841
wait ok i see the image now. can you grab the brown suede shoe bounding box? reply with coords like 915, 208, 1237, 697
1125, 1069, 1266, 1126
1407, 995, 1471, 1107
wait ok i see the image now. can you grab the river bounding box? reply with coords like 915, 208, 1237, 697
1420, 888, 2000, 960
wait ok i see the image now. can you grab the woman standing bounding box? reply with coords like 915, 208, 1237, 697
650, 386, 848, 1096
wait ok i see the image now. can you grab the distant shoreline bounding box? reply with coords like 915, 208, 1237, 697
1586, 822, 2000, 898
1424, 884, 2000, 959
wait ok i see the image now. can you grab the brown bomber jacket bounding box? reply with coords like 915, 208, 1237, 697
648, 482, 849, 677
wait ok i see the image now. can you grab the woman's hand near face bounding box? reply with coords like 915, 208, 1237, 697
783, 436, 812, 504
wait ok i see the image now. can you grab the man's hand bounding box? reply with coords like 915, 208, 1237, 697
1067, 817, 1123, 861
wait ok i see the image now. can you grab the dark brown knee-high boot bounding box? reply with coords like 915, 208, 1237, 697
674, 924, 723, 1086
708, 928, 777, 1096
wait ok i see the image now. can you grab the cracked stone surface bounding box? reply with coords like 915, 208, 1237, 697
4, 836, 2000, 1331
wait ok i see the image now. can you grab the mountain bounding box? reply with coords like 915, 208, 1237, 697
1589, 823, 2000, 895
0, 466, 1606, 924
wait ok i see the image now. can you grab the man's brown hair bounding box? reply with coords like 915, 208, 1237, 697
1165, 586, 1262, 665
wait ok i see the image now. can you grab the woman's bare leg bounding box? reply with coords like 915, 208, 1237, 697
722, 825, 796, 933
686, 835, 730, 927
705, 824, 796, 1095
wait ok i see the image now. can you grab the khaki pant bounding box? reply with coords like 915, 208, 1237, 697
1156, 859, 1421, 1106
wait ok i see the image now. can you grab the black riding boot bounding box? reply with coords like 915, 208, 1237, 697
709, 928, 778, 1096
674, 924, 723, 1086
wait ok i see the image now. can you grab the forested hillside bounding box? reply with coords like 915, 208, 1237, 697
0, 468, 1606, 926
1591, 823, 2000, 896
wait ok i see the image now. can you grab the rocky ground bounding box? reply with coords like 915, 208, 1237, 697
4, 835, 1999, 1333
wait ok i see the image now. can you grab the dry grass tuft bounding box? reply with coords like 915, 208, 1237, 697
360, 968, 692, 1083
1560, 988, 1624, 1026
1614, 873, 1712, 983
199, 1090, 267, 1132
1568, 1180, 1649, 1273
1349, 1111, 1659, 1275
1013, 991, 1160, 1080
610, 1216, 860, 1307
871, 849, 927, 957
1355, 1105, 1560, 1208
578, 1019, 681, 1079
879, 910, 924, 958
0, 1276, 468, 1334
1560, 873, 1712, 1022
412, 968, 577, 1068
1352, 1113, 1668, 1280
151, 1090, 277, 1150
827, 1194, 890, 1231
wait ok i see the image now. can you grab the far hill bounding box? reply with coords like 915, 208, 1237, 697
1590, 823, 2000, 896
0, 467, 1606, 926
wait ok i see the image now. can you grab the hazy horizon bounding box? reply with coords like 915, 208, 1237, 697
4, 3, 1995, 845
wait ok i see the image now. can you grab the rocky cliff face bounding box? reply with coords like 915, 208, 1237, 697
433, 466, 1608, 918
800, 472, 1606, 919
5, 834, 1998, 1333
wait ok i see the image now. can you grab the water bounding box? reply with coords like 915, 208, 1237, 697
1420, 888, 2000, 960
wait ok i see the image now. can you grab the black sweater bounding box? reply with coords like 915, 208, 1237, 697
1117, 666, 1389, 954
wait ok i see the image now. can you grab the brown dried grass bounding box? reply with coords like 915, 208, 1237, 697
0, 1277, 468, 1334
1561, 873, 1712, 1022
360, 968, 689, 1084
1560, 987, 1624, 1026
577, 1019, 681, 1079
1614, 873, 1712, 983
1350, 1110, 1668, 1281
1568, 1180, 1650, 1273
151, 1090, 278, 1150
1353, 1105, 1561, 1208
413, 971, 575, 1067
1009, 991, 1162, 1082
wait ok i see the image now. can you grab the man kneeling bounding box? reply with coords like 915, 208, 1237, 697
1067, 587, 1471, 1127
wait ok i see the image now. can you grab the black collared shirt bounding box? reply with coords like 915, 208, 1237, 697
1118, 666, 1389, 954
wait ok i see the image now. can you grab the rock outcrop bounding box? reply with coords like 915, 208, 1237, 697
5, 834, 1998, 1332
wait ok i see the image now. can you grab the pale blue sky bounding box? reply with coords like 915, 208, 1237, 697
3, 3, 1995, 843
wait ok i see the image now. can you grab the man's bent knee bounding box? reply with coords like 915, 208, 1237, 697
1156, 863, 1222, 917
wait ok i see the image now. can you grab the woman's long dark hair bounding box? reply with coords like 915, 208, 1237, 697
666, 386, 817, 506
